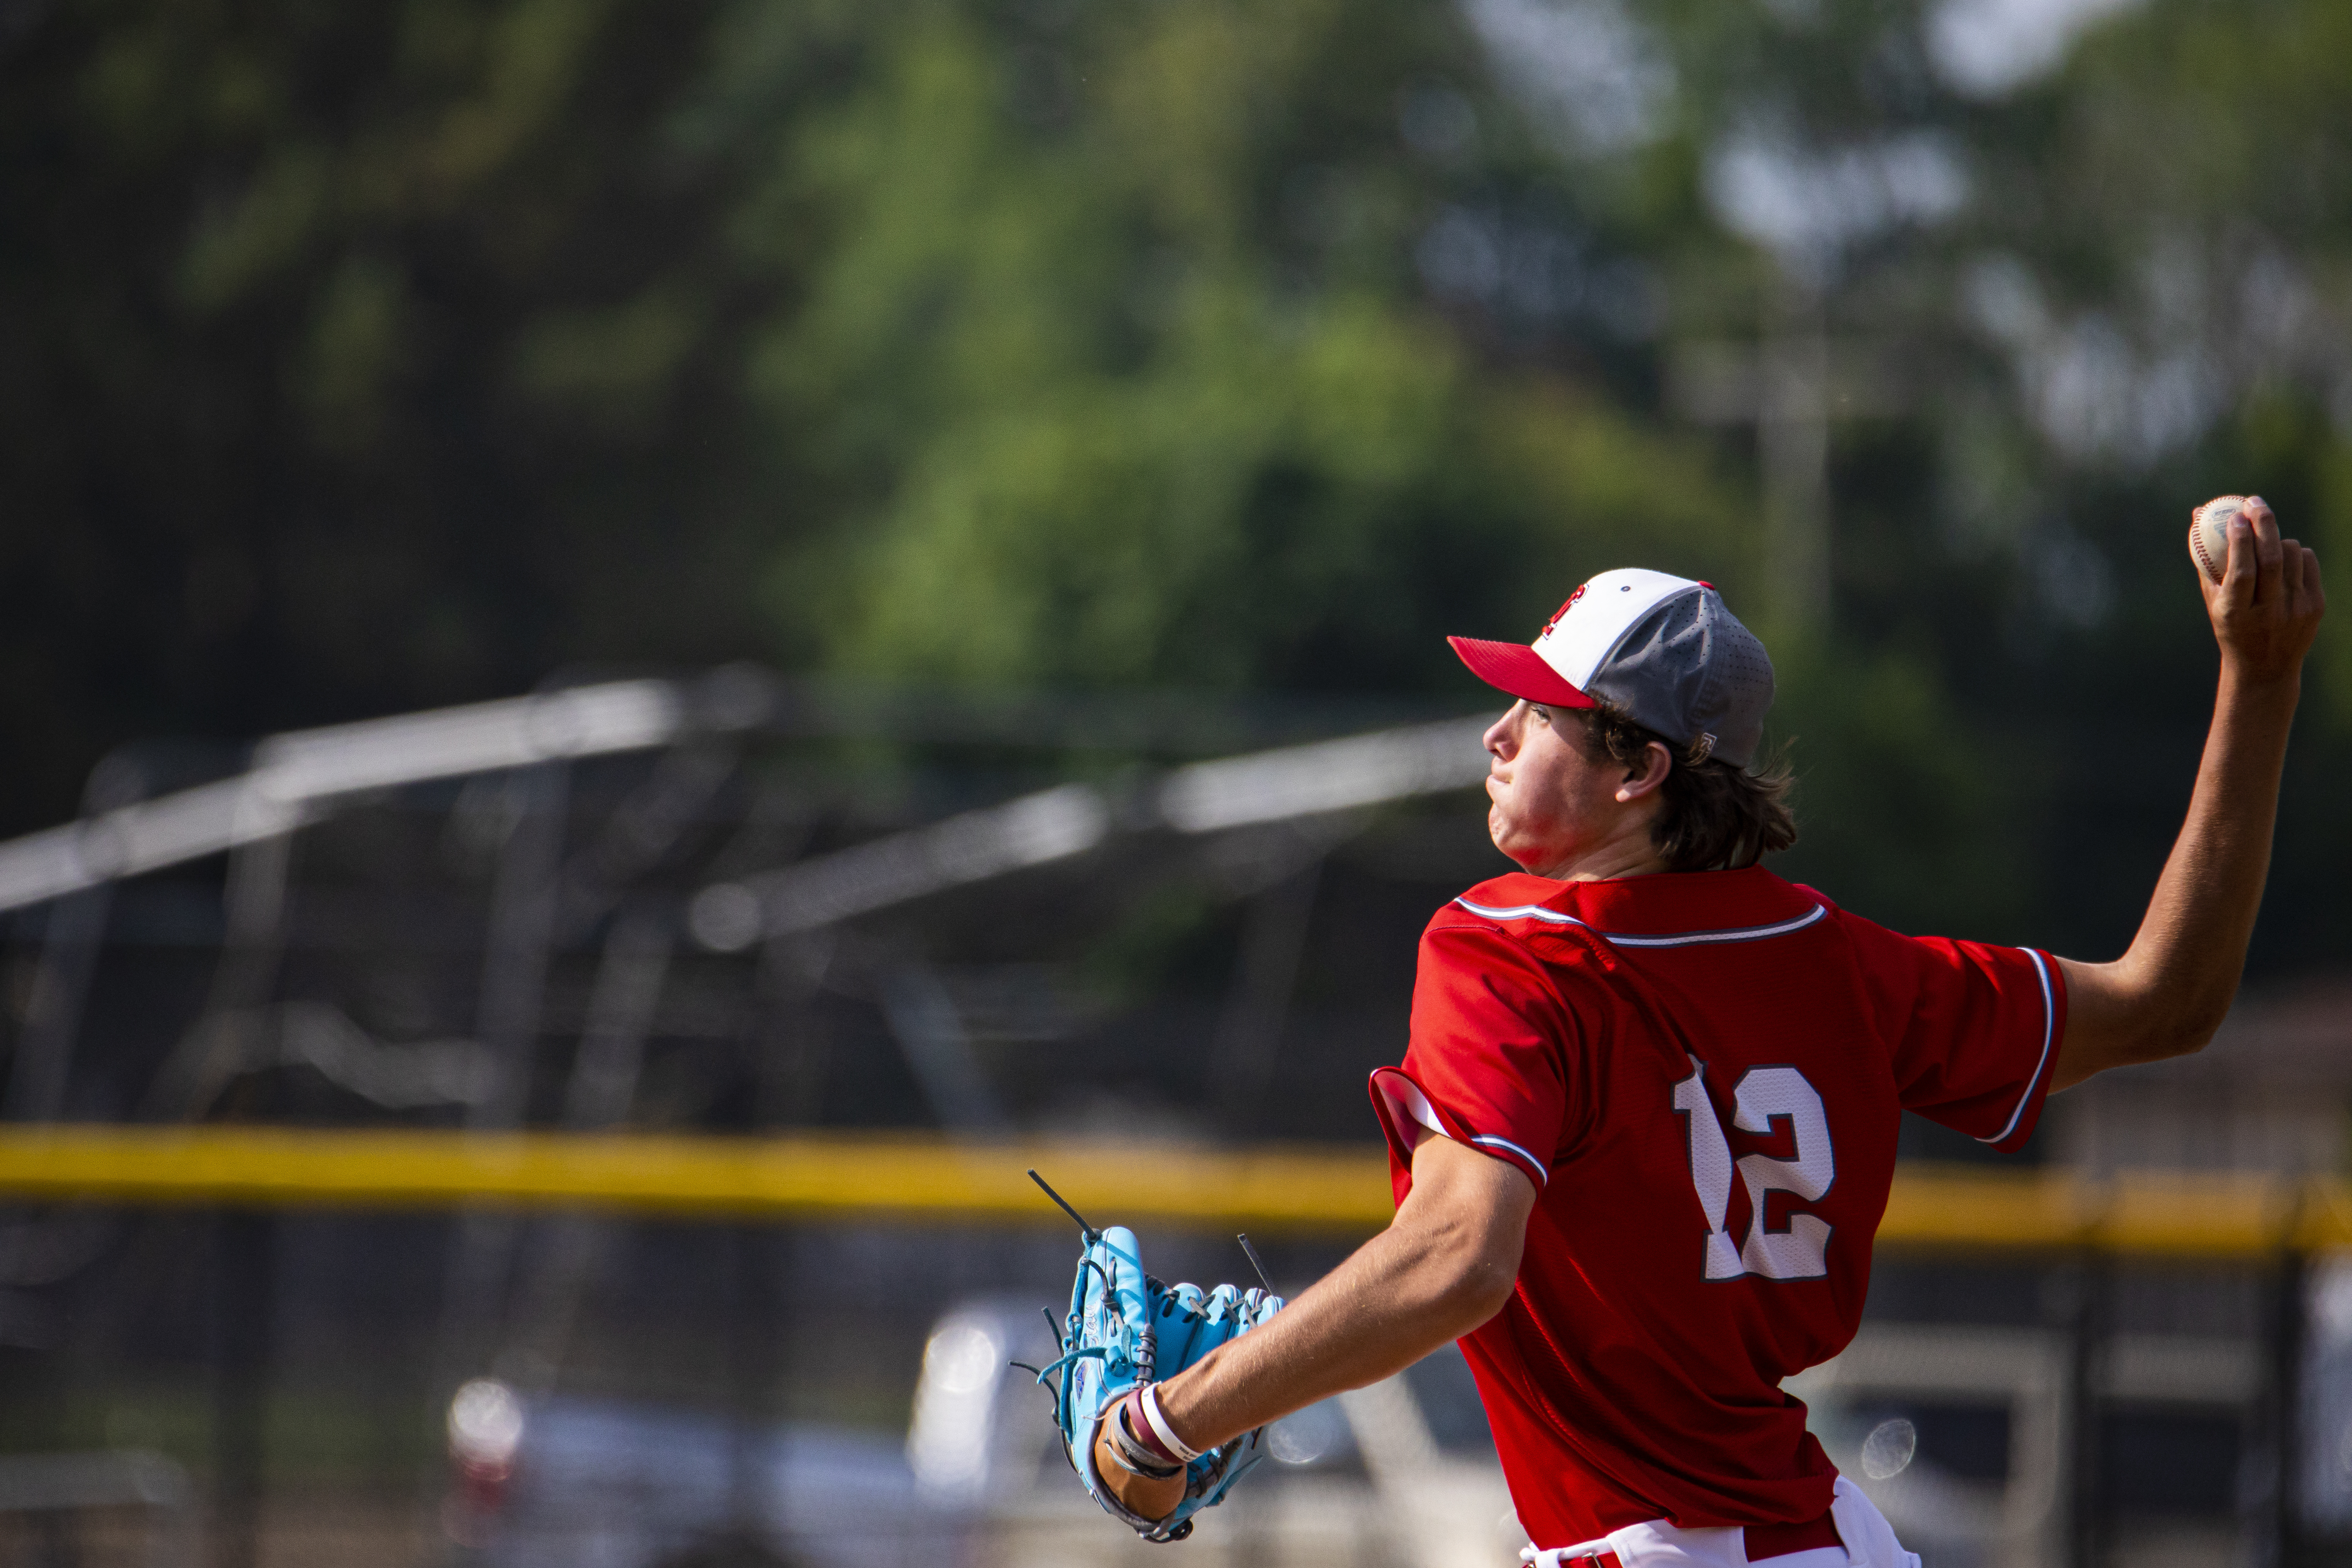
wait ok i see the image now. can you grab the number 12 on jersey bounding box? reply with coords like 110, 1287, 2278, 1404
1670, 1057, 1835, 1282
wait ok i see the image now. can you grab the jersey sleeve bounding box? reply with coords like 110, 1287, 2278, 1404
1841, 912, 2067, 1152
1369, 919, 1581, 1189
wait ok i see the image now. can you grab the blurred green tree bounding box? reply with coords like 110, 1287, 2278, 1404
0, 0, 772, 818
734, 0, 1754, 694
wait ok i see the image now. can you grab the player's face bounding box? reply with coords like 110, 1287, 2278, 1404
1480, 701, 1649, 876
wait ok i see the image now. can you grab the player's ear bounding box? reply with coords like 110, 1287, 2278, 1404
1616, 740, 1672, 803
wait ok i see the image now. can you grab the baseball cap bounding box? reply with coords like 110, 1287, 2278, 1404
1448, 568, 1775, 768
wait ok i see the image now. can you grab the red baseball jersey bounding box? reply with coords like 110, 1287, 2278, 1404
1369, 865, 2063, 1546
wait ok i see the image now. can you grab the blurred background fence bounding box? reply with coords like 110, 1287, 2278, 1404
11, 0, 2352, 1563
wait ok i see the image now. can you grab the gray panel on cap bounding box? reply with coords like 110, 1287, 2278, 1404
1583, 589, 1775, 768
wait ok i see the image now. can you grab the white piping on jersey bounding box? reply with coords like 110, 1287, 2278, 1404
1977, 947, 2056, 1147
1601, 904, 1827, 946
1370, 1070, 1549, 1187
1451, 899, 1587, 926
1450, 897, 1827, 946
1467, 1132, 1548, 1183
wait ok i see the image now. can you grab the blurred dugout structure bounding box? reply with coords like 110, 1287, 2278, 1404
0, 669, 1498, 1568
0, 670, 2345, 1567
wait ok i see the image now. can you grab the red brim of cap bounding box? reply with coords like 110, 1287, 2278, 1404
1446, 636, 1598, 709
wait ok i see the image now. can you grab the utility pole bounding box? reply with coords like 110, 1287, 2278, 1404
1667, 292, 1906, 632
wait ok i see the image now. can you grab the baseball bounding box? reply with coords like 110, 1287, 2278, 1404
2189, 495, 2248, 582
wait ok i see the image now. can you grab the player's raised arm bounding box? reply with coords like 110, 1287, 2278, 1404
2050, 497, 2325, 1090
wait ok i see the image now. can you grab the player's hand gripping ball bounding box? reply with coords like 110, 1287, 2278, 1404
2190, 495, 2250, 583
1038, 1225, 1282, 1541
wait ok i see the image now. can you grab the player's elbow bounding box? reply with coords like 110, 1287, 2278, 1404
2125, 977, 2237, 1065
2066, 959, 2237, 1074
1438, 1261, 1517, 1328
2078, 1006, 2225, 1083
2142, 1007, 2228, 1064
1421, 1227, 1520, 1329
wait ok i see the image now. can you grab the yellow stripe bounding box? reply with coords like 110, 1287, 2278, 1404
0, 1128, 1398, 1231
0, 1130, 2338, 1255
1879, 1166, 2319, 1257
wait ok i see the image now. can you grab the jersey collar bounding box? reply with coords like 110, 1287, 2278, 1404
1457, 865, 1823, 942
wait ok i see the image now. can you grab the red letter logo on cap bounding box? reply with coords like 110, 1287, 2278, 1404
1541, 583, 1587, 637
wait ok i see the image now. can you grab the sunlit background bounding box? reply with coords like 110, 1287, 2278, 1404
4, 0, 2352, 1563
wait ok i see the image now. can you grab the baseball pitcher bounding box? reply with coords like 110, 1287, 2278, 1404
1078, 500, 2323, 1567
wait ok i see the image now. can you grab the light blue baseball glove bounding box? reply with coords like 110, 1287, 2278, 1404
1037, 1219, 1283, 1541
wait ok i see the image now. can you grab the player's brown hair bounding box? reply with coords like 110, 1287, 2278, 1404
1575, 705, 1797, 872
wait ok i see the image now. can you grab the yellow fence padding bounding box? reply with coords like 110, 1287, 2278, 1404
0, 1128, 2339, 1256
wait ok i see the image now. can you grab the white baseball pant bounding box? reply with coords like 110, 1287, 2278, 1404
1521, 1477, 1921, 1568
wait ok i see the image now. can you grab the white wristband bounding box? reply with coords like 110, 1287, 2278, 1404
1139, 1383, 1202, 1463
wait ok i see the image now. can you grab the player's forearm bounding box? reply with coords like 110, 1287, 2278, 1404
1154, 1137, 1533, 1451
1153, 1217, 1509, 1449
2137, 666, 2296, 1007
